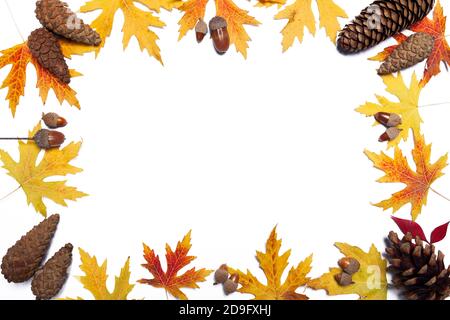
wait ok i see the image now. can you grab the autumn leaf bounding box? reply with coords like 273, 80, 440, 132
66, 248, 135, 300
316, 0, 348, 43
178, 0, 208, 40
309, 243, 387, 300
139, 231, 212, 300
0, 43, 80, 116
228, 226, 312, 300
255, 0, 286, 8
356, 72, 423, 148
0, 124, 87, 217
365, 133, 448, 220
80, 0, 166, 63
370, 1, 450, 86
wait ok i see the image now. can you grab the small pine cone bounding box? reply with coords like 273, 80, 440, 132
28, 28, 71, 84
36, 0, 101, 46
31, 243, 73, 300
378, 32, 434, 75
337, 0, 435, 54
1, 214, 60, 283
386, 231, 450, 300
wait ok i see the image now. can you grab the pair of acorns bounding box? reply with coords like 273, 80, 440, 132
334, 257, 361, 286
213, 264, 239, 295
374, 112, 402, 143
195, 16, 230, 55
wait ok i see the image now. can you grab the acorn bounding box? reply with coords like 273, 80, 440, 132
209, 16, 230, 55
223, 274, 239, 295
214, 264, 229, 285
33, 129, 66, 150
374, 112, 402, 128
379, 127, 402, 143
338, 257, 360, 275
195, 19, 208, 43
334, 272, 353, 287
42, 112, 67, 129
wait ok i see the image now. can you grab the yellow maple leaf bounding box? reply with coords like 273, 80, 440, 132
365, 133, 448, 220
0, 124, 87, 217
215, 0, 260, 58
356, 72, 423, 148
66, 248, 135, 300
316, 0, 347, 43
228, 226, 312, 300
80, 0, 166, 63
309, 243, 387, 300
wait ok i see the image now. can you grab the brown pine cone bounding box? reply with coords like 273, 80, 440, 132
337, 0, 435, 54
31, 243, 73, 300
36, 0, 101, 46
28, 28, 71, 84
378, 32, 434, 75
386, 231, 450, 300
1, 214, 60, 283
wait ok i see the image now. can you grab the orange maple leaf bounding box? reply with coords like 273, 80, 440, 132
138, 231, 212, 300
365, 133, 448, 220
178, 0, 208, 40
370, 0, 450, 86
0, 43, 80, 116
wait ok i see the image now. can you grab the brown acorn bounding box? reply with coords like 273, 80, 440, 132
223, 274, 239, 295
379, 127, 401, 143
374, 112, 402, 128
195, 19, 208, 43
214, 264, 229, 285
42, 112, 68, 129
338, 257, 360, 275
335, 272, 353, 286
209, 16, 230, 55
33, 129, 66, 150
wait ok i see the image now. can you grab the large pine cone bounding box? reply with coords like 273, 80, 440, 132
1, 214, 60, 283
36, 0, 101, 46
28, 28, 71, 84
337, 0, 435, 54
31, 243, 73, 300
386, 231, 450, 300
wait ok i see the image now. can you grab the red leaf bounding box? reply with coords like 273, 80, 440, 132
391, 216, 428, 242
430, 221, 450, 244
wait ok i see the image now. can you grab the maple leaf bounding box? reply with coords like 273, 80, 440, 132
66, 248, 135, 300
370, 1, 450, 86
275, 0, 346, 52
0, 124, 87, 217
80, 0, 166, 63
365, 133, 448, 220
228, 226, 312, 300
0, 43, 80, 116
356, 72, 423, 148
215, 0, 260, 58
177, 0, 208, 40
309, 243, 387, 300
138, 231, 212, 300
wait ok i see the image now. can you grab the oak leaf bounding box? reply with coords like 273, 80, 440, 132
356, 72, 423, 148
178, 0, 209, 41
309, 243, 387, 300
0, 124, 87, 217
66, 248, 135, 300
228, 226, 312, 300
80, 0, 167, 63
365, 133, 448, 220
138, 230, 212, 300
0, 43, 80, 116
370, 1, 450, 86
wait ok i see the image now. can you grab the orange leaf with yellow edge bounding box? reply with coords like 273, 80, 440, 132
0, 43, 80, 116
65, 248, 135, 300
177, 0, 209, 40
308, 243, 387, 300
228, 226, 312, 300
365, 133, 448, 221
215, 0, 260, 58
370, 1, 450, 86
138, 231, 212, 300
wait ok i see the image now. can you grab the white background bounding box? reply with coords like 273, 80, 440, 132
0, 0, 449, 300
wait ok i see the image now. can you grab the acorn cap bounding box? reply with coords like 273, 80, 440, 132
209, 16, 227, 32
195, 19, 208, 34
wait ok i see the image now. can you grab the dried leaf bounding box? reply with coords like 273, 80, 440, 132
365, 133, 448, 220
139, 231, 212, 300
255, 0, 286, 8
177, 0, 208, 40
0, 124, 87, 217
316, 0, 348, 43
228, 226, 312, 300
309, 243, 387, 300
